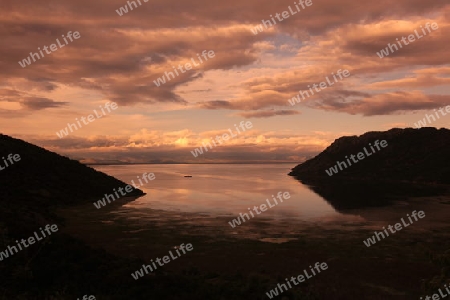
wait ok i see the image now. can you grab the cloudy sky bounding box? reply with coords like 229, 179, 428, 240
1, 0, 449, 163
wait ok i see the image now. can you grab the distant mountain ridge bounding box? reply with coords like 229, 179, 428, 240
289, 128, 450, 184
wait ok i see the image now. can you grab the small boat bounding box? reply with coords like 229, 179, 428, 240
184, 175, 193, 178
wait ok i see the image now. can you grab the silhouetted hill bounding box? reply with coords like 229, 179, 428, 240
289, 128, 450, 209
289, 127, 450, 184
0, 134, 150, 299
0, 133, 144, 207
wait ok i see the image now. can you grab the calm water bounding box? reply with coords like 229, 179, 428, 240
93, 164, 362, 223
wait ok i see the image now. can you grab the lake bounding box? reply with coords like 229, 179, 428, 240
93, 164, 364, 220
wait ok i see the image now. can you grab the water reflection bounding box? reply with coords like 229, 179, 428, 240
93, 164, 362, 222
290, 176, 447, 212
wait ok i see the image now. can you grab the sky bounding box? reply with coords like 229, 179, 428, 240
1, 0, 449, 163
